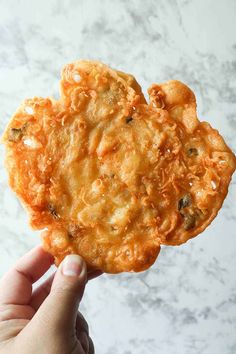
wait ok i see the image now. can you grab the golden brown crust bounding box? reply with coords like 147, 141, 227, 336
2, 61, 236, 273
148, 80, 236, 245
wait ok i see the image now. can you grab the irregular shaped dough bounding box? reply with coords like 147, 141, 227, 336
2, 60, 236, 273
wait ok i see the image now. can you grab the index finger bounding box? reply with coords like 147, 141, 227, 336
0, 246, 54, 305
30, 268, 103, 311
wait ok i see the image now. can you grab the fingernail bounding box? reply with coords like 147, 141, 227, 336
61, 255, 84, 277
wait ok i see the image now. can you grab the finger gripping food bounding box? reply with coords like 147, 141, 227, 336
2, 60, 236, 273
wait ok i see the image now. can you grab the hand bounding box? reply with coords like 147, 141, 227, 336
0, 246, 102, 354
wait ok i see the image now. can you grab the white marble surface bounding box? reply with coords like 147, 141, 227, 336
0, 0, 236, 353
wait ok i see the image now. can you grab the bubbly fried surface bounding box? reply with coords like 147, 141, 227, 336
2, 60, 236, 273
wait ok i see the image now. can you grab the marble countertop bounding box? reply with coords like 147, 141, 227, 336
0, 0, 236, 353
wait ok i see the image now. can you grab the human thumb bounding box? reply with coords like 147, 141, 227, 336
34, 255, 87, 331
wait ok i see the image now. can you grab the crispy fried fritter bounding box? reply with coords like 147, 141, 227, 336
2, 61, 236, 273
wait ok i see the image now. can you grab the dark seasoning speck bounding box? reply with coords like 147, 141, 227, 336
178, 194, 197, 230
182, 213, 196, 230
125, 116, 133, 124
187, 147, 198, 156
48, 204, 60, 219
8, 123, 28, 142
178, 194, 191, 210
8, 128, 24, 142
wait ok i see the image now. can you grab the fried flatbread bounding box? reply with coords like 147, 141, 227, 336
2, 61, 236, 273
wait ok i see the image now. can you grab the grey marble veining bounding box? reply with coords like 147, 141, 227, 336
0, 1, 236, 353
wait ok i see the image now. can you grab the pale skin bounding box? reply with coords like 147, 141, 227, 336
0, 246, 102, 354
